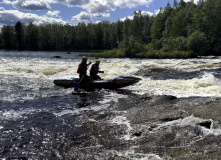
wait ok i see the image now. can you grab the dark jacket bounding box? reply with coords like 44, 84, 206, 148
90, 64, 103, 80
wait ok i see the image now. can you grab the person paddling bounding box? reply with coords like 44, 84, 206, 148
90, 59, 104, 80
77, 56, 92, 82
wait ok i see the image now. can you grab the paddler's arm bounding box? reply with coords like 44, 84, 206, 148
87, 62, 92, 66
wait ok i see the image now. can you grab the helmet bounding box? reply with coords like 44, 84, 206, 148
82, 56, 88, 62
95, 59, 100, 64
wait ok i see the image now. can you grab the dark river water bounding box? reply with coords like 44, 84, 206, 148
0, 51, 221, 159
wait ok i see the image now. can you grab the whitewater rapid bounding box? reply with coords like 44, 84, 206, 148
1, 51, 221, 159
1, 54, 221, 102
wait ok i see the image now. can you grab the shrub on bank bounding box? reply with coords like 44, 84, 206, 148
90, 48, 126, 58
91, 47, 192, 59
91, 38, 193, 59
137, 49, 192, 59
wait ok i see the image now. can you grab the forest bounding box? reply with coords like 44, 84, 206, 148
0, 0, 220, 58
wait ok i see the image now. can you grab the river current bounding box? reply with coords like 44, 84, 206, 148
0, 51, 221, 159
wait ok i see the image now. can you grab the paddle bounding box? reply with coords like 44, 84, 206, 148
74, 74, 85, 92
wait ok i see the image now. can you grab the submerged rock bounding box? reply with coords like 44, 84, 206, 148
136, 68, 221, 80
197, 121, 212, 129
52, 56, 61, 58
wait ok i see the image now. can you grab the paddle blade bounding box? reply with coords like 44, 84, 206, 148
74, 83, 80, 92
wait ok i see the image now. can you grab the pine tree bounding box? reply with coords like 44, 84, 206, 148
15, 21, 24, 50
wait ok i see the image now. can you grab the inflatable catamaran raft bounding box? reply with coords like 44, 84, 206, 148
54, 76, 141, 89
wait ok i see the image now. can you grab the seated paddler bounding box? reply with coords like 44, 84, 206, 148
77, 56, 92, 82
90, 59, 104, 80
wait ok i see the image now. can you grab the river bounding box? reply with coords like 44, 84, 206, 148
0, 51, 221, 159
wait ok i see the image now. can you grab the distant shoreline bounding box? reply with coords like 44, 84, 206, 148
0, 49, 220, 59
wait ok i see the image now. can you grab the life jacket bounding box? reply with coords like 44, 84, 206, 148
77, 62, 87, 77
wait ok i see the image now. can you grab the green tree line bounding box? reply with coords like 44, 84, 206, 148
0, 0, 220, 58
0, 21, 120, 51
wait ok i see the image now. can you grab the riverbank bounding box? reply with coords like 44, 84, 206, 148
90, 48, 200, 59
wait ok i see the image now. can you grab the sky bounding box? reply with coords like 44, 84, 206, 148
0, 0, 198, 27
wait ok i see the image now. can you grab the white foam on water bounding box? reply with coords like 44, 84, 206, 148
53, 91, 126, 117
0, 58, 78, 82
84, 90, 128, 112
130, 72, 221, 98
90, 104, 109, 112
201, 121, 221, 136
98, 91, 127, 104
53, 109, 81, 117
1, 57, 221, 102
1, 57, 221, 80
2, 92, 40, 102
111, 115, 136, 141
0, 108, 41, 120
54, 103, 116, 117
98, 59, 221, 98
1, 110, 26, 120
98, 58, 141, 79
53, 106, 92, 117
157, 116, 207, 128
138, 154, 163, 160
201, 126, 221, 136
114, 147, 163, 160
87, 118, 98, 123
157, 115, 221, 136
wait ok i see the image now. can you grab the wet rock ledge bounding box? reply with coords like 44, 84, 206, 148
69, 94, 221, 159
116, 95, 221, 159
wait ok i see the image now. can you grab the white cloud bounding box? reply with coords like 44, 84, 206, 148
81, 0, 153, 15
47, 0, 154, 21
72, 10, 111, 21
155, 9, 161, 15
49, 0, 90, 6
9, 0, 153, 11
115, 0, 153, 8
85, 0, 115, 14
2, 0, 155, 24
47, 10, 60, 17
71, 0, 115, 21
72, 11, 91, 21
49, 0, 153, 10
70, 0, 154, 21
120, 10, 154, 21
120, 16, 133, 21
0, 7, 6, 11
0, 8, 67, 25
140, 11, 153, 16
184, 0, 198, 4
12, 0, 51, 10
93, 13, 110, 18
95, 20, 101, 24
2, 0, 12, 5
